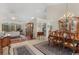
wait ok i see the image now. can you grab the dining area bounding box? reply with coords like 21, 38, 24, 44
48, 16, 79, 54
48, 30, 79, 54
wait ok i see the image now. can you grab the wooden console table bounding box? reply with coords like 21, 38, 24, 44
37, 32, 44, 40
0, 36, 11, 55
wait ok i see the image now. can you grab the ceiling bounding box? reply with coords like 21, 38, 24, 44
0, 3, 48, 21
47, 3, 79, 20
0, 3, 79, 22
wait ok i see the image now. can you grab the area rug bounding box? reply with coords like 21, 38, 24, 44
34, 41, 73, 55
13, 45, 35, 55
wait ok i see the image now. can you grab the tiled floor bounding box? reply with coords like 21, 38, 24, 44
3, 38, 47, 55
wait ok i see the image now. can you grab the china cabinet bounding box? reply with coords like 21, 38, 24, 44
58, 17, 79, 34
26, 23, 34, 39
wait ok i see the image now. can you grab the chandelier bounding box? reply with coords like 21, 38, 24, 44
63, 4, 74, 18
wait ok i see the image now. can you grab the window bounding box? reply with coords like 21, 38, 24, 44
2, 23, 21, 32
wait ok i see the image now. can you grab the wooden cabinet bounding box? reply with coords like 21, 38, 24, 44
59, 17, 79, 39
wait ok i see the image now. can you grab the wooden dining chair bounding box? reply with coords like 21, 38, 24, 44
52, 31, 60, 46
63, 33, 76, 54
48, 32, 54, 46
75, 43, 79, 53
57, 32, 63, 45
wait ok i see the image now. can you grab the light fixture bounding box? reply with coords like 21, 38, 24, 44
31, 17, 34, 19
61, 4, 74, 19
11, 16, 16, 20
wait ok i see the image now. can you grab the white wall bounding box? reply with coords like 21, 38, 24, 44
36, 18, 52, 39
47, 4, 66, 30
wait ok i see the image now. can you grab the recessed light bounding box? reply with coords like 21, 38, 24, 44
11, 16, 16, 20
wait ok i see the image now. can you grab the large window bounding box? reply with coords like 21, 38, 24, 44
2, 23, 21, 32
